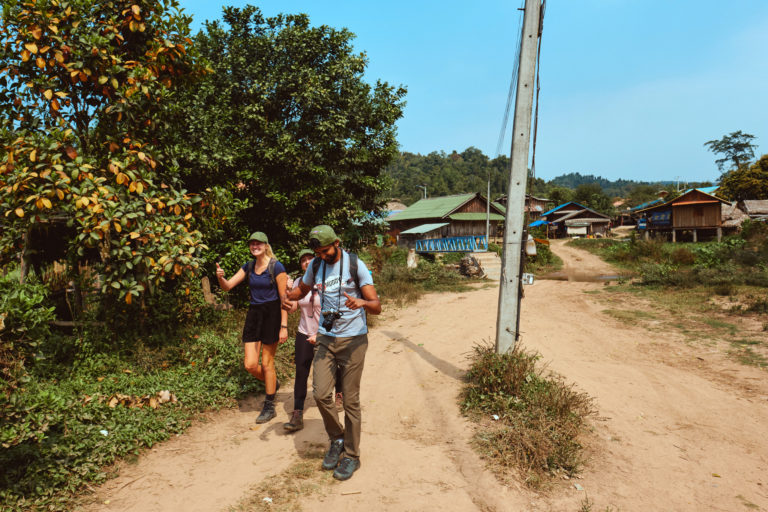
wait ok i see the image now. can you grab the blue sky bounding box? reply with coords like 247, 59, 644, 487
180, 1, 768, 184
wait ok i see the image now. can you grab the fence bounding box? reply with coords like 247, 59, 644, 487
415, 235, 488, 253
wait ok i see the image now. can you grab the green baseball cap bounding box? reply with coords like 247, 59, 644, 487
248, 231, 269, 243
308, 225, 338, 248
298, 249, 314, 260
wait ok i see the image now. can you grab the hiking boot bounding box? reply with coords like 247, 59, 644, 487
335, 392, 343, 411
333, 456, 360, 481
322, 438, 344, 470
283, 410, 304, 432
255, 400, 276, 424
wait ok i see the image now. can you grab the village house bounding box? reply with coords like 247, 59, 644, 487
636, 188, 733, 242
739, 200, 768, 221
534, 201, 611, 238
494, 194, 551, 216
386, 192, 504, 251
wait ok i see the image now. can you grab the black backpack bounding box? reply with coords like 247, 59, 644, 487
311, 252, 360, 290
246, 257, 277, 288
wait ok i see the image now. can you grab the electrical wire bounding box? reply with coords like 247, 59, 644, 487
495, 0, 526, 158
529, 0, 546, 185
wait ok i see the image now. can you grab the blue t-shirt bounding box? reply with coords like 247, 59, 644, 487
240, 260, 286, 304
301, 250, 374, 337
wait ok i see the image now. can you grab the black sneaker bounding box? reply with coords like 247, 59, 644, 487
333, 456, 360, 481
283, 410, 304, 432
255, 401, 276, 424
322, 438, 344, 470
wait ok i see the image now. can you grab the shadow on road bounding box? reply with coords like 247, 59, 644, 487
381, 330, 464, 381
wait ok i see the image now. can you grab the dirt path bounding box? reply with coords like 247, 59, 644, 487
80, 242, 768, 512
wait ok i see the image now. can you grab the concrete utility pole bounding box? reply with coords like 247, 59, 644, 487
417, 185, 427, 199
495, 0, 542, 354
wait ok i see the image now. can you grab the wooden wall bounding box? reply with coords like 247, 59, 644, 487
456, 197, 488, 214
673, 203, 721, 228
447, 221, 502, 237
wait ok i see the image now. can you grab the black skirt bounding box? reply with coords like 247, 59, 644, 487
242, 299, 281, 345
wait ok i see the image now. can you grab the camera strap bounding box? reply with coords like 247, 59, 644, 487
320, 250, 344, 313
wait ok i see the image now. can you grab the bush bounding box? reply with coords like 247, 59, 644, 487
670, 247, 695, 265
0, 317, 294, 511
461, 344, 594, 485
0, 269, 56, 389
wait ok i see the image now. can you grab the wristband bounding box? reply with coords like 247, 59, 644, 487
280, 325, 288, 329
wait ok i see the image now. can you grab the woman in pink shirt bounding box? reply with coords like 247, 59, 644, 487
284, 249, 341, 432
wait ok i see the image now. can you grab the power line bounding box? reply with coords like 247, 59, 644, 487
494, 1, 526, 158
529, 0, 546, 185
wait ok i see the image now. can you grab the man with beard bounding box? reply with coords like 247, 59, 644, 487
283, 225, 381, 481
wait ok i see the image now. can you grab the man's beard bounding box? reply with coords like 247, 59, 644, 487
324, 246, 338, 263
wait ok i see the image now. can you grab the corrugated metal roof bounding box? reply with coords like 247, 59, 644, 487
399, 222, 449, 235
387, 193, 476, 221
540, 201, 589, 217
448, 213, 505, 221
492, 202, 506, 214
672, 200, 720, 206
565, 218, 610, 226
630, 198, 664, 211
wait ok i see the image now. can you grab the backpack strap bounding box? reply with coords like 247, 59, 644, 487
246, 259, 256, 276
311, 256, 322, 277
348, 252, 360, 290
309, 252, 362, 291
267, 257, 276, 288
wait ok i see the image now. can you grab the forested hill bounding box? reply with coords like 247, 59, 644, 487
548, 173, 653, 197
384, 148, 511, 206
384, 148, 704, 206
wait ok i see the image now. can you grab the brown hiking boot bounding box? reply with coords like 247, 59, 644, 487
283, 409, 304, 432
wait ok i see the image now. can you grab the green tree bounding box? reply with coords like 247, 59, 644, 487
704, 131, 757, 174
626, 184, 661, 208
547, 186, 573, 206
171, 6, 406, 254
573, 183, 613, 215
719, 154, 768, 201
0, 0, 208, 307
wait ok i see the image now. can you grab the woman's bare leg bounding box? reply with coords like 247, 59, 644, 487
244, 341, 265, 380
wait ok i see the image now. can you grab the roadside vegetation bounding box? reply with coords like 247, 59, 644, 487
568, 220, 768, 368
0, 244, 481, 510
524, 227, 564, 274
461, 343, 595, 488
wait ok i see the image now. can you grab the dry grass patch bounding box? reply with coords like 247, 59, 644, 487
597, 284, 768, 369
460, 343, 595, 488
232, 444, 335, 511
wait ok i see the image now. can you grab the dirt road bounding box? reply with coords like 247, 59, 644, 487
80, 241, 768, 511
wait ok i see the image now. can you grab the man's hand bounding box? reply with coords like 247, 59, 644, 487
343, 292, 366, 310
307, 334, 317, 345
279, 326, 288, 344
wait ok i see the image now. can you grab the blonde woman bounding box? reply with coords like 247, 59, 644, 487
216, 231, 288, 423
